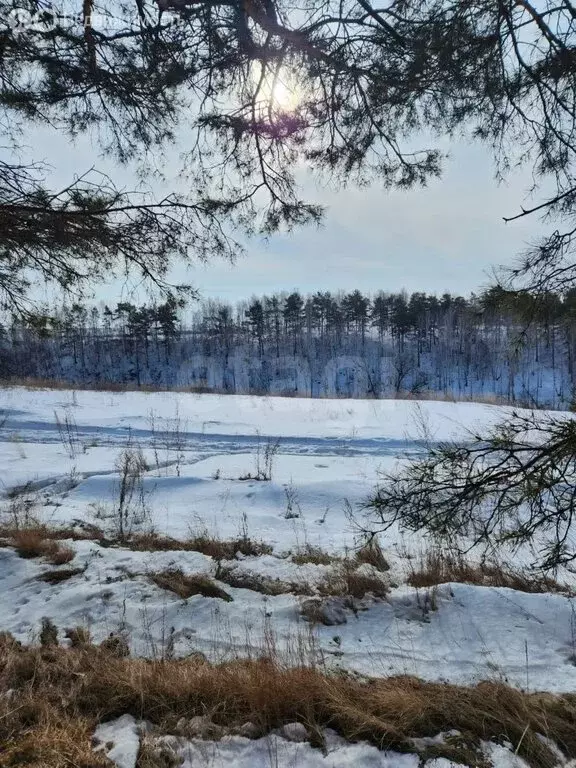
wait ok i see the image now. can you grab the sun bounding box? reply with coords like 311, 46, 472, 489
269, 76, 298, 112
252, 63, 300, 115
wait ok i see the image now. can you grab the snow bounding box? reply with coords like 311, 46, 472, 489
2, 538, 575, 690
3, 386, 576, 765
49, 453, 396, 551
0, 386, 554, 444
91, 716, 538, 768
93, 714, 140, 768
0, 388, 576, 694
168, 734, 420, 768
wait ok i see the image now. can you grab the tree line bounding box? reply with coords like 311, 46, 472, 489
3, 287, 576, 408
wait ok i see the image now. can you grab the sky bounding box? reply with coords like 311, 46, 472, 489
187, 142, 544, 302
27, 126, 546, 307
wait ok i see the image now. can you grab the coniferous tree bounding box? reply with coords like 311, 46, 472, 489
283, 293, 304, 356
246, 299, 266, 358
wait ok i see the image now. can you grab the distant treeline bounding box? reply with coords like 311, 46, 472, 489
2, 287, 576, 407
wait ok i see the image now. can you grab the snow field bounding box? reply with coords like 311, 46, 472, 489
2, 388, 576, 767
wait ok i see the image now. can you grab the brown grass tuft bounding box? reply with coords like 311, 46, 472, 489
0, 523, 102, 544
37, 567, 84, 585
319, 564, 389, 599
47, 545, 75, 565
1, 524, 98, 564
408, 550, 570, 594
150, 569, 233, 601
291, 546, 336, 566
127, 531, 272, 559
0, 710, 113, 767
215, 564, 314, 596
0, 524, 273, 562
12, 529, 56, 559
65, 627, 92, 648
355, 539, 389, 572
99, 633, 130, 658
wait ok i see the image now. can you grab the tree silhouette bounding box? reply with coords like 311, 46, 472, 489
3, 1, 576, 310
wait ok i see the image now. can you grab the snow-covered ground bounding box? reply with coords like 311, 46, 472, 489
1, 388, 576, 702
0, 385, 542, 444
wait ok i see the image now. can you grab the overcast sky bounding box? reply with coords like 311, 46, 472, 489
29, 127, 546, 306
188, 141, 544, 302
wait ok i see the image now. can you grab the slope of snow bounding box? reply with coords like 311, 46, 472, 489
49, 453, 395, 551
1, 539, 575, 691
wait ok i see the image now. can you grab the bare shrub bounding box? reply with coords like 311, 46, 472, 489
239, 434, 281, 481
283, 482, 301, 519
113, 445, 150, 539
54, 409, 82, 457
150, 569, 233, 601
4, 492, 39, 528
256, 435, 281, 481
147, 406, 187, 477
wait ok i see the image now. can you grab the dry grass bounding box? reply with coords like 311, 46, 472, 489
217, 561, 388, 600
65, 627, 92, 647
393, 389, 539, 409
0, 377, 248, 396
355, 539, 389, 572
0, 524, 272, 562
291, 545, 336, 566
0, 523, 102, 544
408, 550, 571, 594
319, 563, 389, 599
0, 377, 182, 393
127, 531, 273, 559
0, 712, 113, 768
9, 528, 77, 565
11, 528, 57, 559
47, 545, 75, 565
150, 569, 233, 602
37, 567, 84, 585
0, 636, 576, 767
215, 564, 314, 597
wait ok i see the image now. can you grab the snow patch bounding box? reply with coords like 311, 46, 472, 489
93, 715, 140, 768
